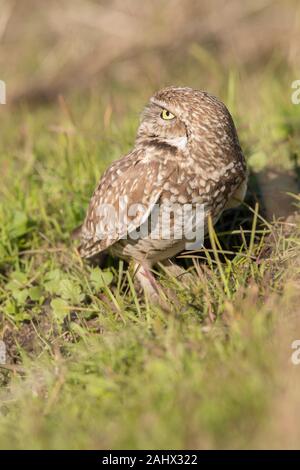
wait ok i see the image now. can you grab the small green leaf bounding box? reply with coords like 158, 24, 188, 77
11, 271, 27, 283
90, 268, 113, 290
12, 288, 29, 305
51, 298, 69, 320
6, 280, 20, 292
44, 269, 62, 295
9, 211, 28, 238
28, 286, 44, 302
59, 279, 83, 304
7, 272, 27, 292
44, 279, 61, 295
4, 299, 17, 315
45, 269, 61, 281
4, 296, 30, 324
16, 311, 31, 322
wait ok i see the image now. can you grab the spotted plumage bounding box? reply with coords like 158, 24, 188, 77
76, 86, 247, 293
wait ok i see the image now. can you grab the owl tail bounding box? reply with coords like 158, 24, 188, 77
77, 241, 108, 267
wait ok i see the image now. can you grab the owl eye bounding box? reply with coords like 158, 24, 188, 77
160, 109, 175, 120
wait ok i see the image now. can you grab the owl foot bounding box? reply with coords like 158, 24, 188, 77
134, 264, 171, 311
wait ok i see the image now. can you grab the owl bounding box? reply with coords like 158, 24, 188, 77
76, 86, 247, 296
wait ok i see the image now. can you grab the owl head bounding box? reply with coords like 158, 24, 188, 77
136, 86, 243, 166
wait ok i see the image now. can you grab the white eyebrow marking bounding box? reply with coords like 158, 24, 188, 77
163, 135, 188, 150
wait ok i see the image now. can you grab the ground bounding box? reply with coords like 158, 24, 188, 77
0, 41, 300, 448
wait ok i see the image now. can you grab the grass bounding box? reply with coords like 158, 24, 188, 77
0, 62, 300, 449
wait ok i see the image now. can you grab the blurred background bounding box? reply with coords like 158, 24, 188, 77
1, 0, 300, 219
0, 0, 299, 104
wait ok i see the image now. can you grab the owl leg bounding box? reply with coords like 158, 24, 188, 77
134, 263, 173, 310
134, 263, 159, 298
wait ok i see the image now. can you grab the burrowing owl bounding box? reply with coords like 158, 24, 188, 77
77, 86, 247, 294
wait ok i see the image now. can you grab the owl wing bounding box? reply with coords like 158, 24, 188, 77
78, 151, 177, 258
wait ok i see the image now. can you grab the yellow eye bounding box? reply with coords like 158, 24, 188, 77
160, 109, 175, 120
